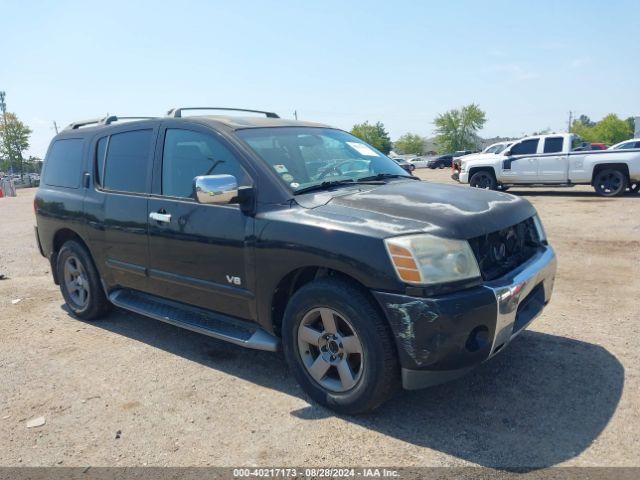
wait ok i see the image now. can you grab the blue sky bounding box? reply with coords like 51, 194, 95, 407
2, 0, 639, 157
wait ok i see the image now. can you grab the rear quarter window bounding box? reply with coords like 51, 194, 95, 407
43, 138, 84, 188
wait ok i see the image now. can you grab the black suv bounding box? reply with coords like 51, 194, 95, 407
35, 107, 556, 414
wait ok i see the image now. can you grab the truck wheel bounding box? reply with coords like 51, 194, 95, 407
438, 163, 446, 169
469, 171, 497, 190
56, 240, 111, 320
282, 278, 400, 414
593, 169, 627, 197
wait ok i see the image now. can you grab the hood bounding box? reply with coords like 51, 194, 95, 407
458, 152, 503, 164
296, 180, 536, 240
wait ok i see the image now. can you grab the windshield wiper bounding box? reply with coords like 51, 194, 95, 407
357, 173, 419, 181
294, 179, 383, 195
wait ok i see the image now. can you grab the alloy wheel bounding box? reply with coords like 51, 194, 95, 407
297, 307, 364, 392
63, 255, 90, 308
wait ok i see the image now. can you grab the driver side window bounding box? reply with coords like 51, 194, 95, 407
511, 139, 539, 155
162, 129, 251, 199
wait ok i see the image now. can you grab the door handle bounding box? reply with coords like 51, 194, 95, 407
149, 212, 172, 223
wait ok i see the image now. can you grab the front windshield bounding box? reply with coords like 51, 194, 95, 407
494, 143, 510, 154
236, 127, 409, 193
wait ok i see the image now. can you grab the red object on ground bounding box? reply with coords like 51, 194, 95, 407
0, 187, 4, 198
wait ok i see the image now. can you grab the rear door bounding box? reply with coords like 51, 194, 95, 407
502, 138, 540, 182
145, 123, 256, 320
537, 136, 568, 182
84, 124, 158, 292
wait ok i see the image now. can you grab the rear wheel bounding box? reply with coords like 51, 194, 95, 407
593, 169, 627, 197
282, 278, 400, 414
469, 171, 497, 190
57, 240, 111, 320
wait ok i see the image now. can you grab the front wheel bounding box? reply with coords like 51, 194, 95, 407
282, 278, 400, 414
469, 171, 497, 190
593, 169, 627, 197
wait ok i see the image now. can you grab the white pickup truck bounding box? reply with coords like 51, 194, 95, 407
453, 133, 640, 196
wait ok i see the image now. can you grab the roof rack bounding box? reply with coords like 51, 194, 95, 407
64, 115, 156, 130
166, 107, 280, 119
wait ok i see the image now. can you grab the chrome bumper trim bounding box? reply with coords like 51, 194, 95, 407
485, 246, 557, 355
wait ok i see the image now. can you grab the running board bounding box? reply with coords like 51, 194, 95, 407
109, 289, 279, 352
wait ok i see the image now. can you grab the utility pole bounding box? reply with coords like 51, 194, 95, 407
0, 91, 9, 173
294, 110, 298, 120
53, 121, 59, 134
567, 111, 573, 132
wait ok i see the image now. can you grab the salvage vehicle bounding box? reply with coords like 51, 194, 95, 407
35, 107, 556, 413
453, 133, 640, 196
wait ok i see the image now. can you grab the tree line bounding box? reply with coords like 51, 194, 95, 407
0, 93, 39, 175
350, 105, 636, 156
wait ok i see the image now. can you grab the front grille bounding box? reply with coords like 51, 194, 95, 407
468, 217, 542, 281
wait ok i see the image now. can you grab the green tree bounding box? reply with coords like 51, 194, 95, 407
433, 103, 486, 154
625, 117, 636, 136
350, 121, 392, 154
0, 112, 32, 174
571, 113, 633, 145
577, 114, 595, 127
394, 133, 424, 155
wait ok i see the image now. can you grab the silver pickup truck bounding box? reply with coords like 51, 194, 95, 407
453, 133, 640, 196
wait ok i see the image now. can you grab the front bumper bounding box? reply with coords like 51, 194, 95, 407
452, 171, 469, 183
373, 246, 556, 390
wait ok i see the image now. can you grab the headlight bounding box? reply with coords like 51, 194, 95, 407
532, 214, 547, 242
460, 162, 467, 172
384, 234, 481, 285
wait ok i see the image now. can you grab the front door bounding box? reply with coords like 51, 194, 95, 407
146, 125, 256, 321
501, 138, 540, 183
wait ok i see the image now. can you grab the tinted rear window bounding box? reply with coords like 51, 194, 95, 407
543, 137, 564, 153
43, 139, 83, 188
103, 129, 153, 193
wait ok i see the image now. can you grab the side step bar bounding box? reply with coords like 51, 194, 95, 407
109, 289, 279, 352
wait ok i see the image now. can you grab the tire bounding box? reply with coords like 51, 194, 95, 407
56, 240, 111, 320
593, 169, 627, 197
469, 170, 497, 190
497, 185, 510, 192
282, 278, 400, 414
438, 163, 446, 169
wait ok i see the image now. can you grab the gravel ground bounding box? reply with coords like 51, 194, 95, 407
1, 171, 638, 469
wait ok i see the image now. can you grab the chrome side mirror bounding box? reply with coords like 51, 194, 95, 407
194, 175, 239, 205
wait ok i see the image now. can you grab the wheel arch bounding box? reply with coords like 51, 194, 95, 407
591, 163, 630, 185
270, 266, 384, 337
50, 228, 92, 285
468, 166, 497, 180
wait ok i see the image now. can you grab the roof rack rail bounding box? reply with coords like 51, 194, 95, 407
64, 115, 156, 130
102, 115, 156, 125
166, 107, 280, 119
64, 118, 104, 130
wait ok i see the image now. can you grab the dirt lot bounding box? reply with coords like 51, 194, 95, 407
1, 171, 639, 469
